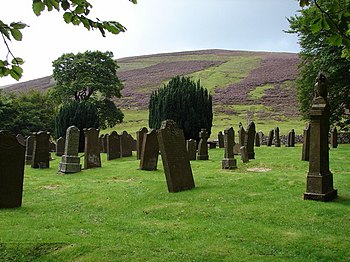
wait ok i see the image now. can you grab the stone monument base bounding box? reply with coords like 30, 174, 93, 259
222, 158, 237, 169
59, 155, 81, 173
304, 173, 337, 202
304, 189, 337, 202
197, 155, 209, 160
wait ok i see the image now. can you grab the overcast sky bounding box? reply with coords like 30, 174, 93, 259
1, 0, 301, 86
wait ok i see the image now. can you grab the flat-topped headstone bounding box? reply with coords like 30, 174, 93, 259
186, 139, 197, 161
84, 128, 101, 169
56, 137, 65, 156
107, 131, 121, 160
197, 128, 209, 160
58, 126, 81, 173
267, 129, 274, 147
157, 120, 195, 193
120, 131, 133, 157
25, 136, 34, 165
274, 127, 281, 147
136, 127, 148, 160
330, 127, 338, 148
246, 122, 256, 159
32, 131, 50, 168
218, 131, 224, 148
0, 130, 25, 208
222, 127, 237, 169
140, 129, 159, 171
302, 124, 310, 161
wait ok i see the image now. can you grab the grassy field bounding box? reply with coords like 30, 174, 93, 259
1, 142, 349, 261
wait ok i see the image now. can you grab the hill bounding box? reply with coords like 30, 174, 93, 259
2, 49, 300, 120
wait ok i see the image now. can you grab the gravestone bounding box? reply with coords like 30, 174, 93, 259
56, 137, 65, 156
99, 134, 104, 153
267, 129, 274, 146
16, 134, 25, 146
0, 130, 25, 208
120, 131, 133, 157
31, 131, 50, 168
136, 127, 148, 160
240, 146, 249, 163
258, 131, 264, 146
239, 126, 246, 147
222, 127, 237, 169
197, 129, 209, 160
58, 126, 81, 173
286, 129, 296, 147
107, 131, 121, 160
208, 141, 216, 149
102, 134, 108, 153
157, 120, 195, 193
25, 136, 34, 165
84, 128, 101, 169
255, 133, 260, 147
302, 123, 311, 161
233, 143, 241, 155
304, 73, 337, 201
330, 127, 338, 148
140, 129, 159, 171
49, 141, 56, 152
246, 122, 256, 159
186, 139, 197, 161
218, 131, 224, 148
274, 127, 281, 147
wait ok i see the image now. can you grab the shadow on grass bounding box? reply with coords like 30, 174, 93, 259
333, 196, 350, 206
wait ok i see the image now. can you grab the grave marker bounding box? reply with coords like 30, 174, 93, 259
222, 127, 237, 169
107, 131, 121, 160
58, 126, 81, 173
140, 129, 159, 171
84, 128, 101, 169
197, 129, 209, 160
32, 131, 50, 168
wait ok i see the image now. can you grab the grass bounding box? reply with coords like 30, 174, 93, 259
1, 144, 350, 261
248, 84, 275, 100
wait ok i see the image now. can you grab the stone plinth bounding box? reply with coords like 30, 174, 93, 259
58, 155, 81, 173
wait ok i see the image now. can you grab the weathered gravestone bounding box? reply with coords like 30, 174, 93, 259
0, 131, 25, 208
186, 139, 197, 161
49, 141, 56, 152
136, 127, 148, 160
25, 136, 34, 165
56, 137, 65, 156
330, 127, 338, 148
197, 129, 209, 160
239, 126, 246, 147
140, 129, 159, 171
58, 126, 81, 173
302, 123, 310, 161
286, 129, 296, 147
267, 129, 274, 147
157, 120, 195, 193
304, 73, 337, 202
120, 131, 133, 157
246, 122, 256, 159
16, 134, 25, 146
274, 127, 281, 147
84, 128, 101, 169
240, 146, 249, 163
218, 131, 224, 148
106, 131, 121, 160
258, 131, 264, 146
255, 132, 260, 147
222, 127, 237, 169
32, 131, 50, 168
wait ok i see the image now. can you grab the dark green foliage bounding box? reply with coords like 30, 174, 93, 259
95, 99, 124, 129
55, 100, 99, 151
149, 75, 213, 141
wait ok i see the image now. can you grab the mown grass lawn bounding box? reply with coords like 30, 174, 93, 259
1, 144, 349, 261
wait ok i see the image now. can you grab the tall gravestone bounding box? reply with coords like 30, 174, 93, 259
286, 129, 295, 147
274, 127, 281, 147
107, 131, 121, 160
58, 126, 81, 173
197, 129, 209, 160
255, 133, 260, 147
304, 73, 337, 201
32, 131, 50, 168
157, 120, 195, 193
25, 136, 34, 165
120, 131, 133, 157
302, 123, 311, 161
258, 131, 264, 146
330, 127, 338, 148
218, 131, 224, 148
267, 129, 274, 147
186, 139, 197, 160
0, 131, 25, 208
246, 122, 256, 159
239, 126, 246, 147
84, 128, 101, 169
56, 137, 65, 156
136, 127, 148, 160
222, 127, 237, 169
140, 129, 159, 171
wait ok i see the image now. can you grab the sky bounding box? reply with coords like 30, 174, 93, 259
1, 0, 301, 86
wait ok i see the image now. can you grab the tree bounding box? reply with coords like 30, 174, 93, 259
0, 0, 137, 80
50, 50, 124, 129
149, 76, 213, 142
288, 2, 350, 130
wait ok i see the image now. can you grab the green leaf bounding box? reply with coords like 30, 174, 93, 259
10, 65, 23, 81
328, 34, 342, 46
61, 0, 70, 10
299, 0, 310, 7
63, 12, 73, 23
11, 57, 24, 65
74, 5, 85, 14
310, 18, 322, 34
32, 1, 45, 16
10, 28, 22, 41
10, 22, 28, 30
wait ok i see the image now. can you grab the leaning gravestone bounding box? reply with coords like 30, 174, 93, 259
330, 127, 338, 148
218, 131, 224, 148
222, 127, 237, 169
107, 131, 121, 160
197, 129, 209, 160
157, 120, 195, 193
84, 128, 101, 169
120, 131, 133, 157
32, 131, 50, 168
267, 129, 274, 147
25, 136, 34, 165
186, 139, 197, 161
0, 130, 25, 208
246, 122, 256, 159
58, 126, 81, 173
255, 132, 260, 147
16, 134, 25, 146
274, 127, 281, 147
302, 123, 310, 161
56, 137, 65, 156
140, 129, 159, 171
304, 73, 337, 201
136, 127, 148, 160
